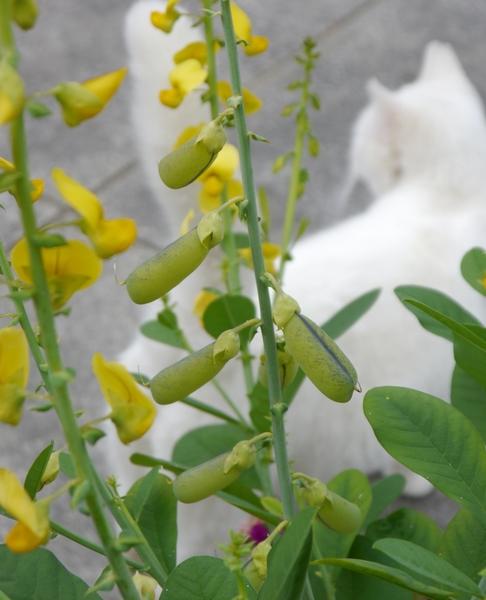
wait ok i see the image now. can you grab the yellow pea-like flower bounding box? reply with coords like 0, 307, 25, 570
268, 274, 358, 403
172, 433, 270, 503
0, 157, 43, 202
230, 3, 268, 56
0, 61, 24, 126
0, 327, 29, 426
150, 328, 240, 405
158, 117, 227, 189
294, 473, 362, 534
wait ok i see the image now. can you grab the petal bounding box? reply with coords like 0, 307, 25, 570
241, 87, 263, 113
5, 520, 48, 553
89, 217, 137, 259
169, 59, 207, 95
53, 82, 101, 127
51, 167, 103, 229
110, 403, 156, 444
159, 88, 183, 108
0, 63, 24, 126
245, 36, 269, 56
262, 242, 281, 260
0, 469, 48, 541
230, 3, 251, 41
30, 178, 43, 202
197, 143, 239, 182
204, 175, 224, 197
198, 188, 221, 214
0, 327, 29, 386
173, 123, 205, 148
10, 237, 32, 284
0, 384, 27, 426
174, 42, 208, 66
82, 67, 128, 111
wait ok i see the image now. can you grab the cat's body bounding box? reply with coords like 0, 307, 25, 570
115, 0, 486, 560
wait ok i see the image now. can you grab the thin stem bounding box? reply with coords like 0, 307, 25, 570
49, 519, 144, 570
219, 0, 295, 521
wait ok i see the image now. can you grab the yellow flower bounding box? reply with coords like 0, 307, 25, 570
180, 208, 195, 236
92, 353, 156, 444
238, 243, 280, 274
217, 81, 262, 114
230, 3, 268, 56
0, 327, 29, 426
174, 123, 204, 147
193, 289, 219, 325
196, 144, 241, 213
0, 469, 50, 553
0, 157, 43, 202
151, 0, 180, 33
51, 168, 137, 259
11, 238, 103, 310
132, 572, 157, 600
0, 61, 24, 126
53, 67, 127, 127
159, 59, 207, 108
198, 178, 243, 214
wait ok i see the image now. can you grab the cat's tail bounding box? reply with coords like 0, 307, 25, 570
125, 0, 210, 234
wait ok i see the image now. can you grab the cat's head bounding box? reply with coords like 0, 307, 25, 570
350, 42, 486, 196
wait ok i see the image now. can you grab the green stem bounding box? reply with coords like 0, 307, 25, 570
92, 468, 169, 588
0, 589, 12, 600
2, 13, 140, 599
277, 65, 312, 283
311, 537, 335, 600
219, 0, 295, 521
49, 519, 144, 570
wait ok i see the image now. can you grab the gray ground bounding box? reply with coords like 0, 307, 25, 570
1, 0, 485, 593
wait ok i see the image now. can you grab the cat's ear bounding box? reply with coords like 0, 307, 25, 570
366, 78, 395, 108
418, 41, 473, 90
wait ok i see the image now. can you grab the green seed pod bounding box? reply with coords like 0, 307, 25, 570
158, 119, 227, 189
317, 490, 362, 534
150, 329, 240, 405
283, 312, 358, 403
172, 438, 257, 503
244, 561, 265, 592
126, 210, 224, 305
258, 345, 298, 390
296, 473, 361, 534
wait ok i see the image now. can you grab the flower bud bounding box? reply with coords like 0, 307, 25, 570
158, 119, 227, 189
38, 451, 60, 491
150, 329, 240, 405
0, 62, 24, 125
11, 0, 39, 30
258, 345, 298, 390
172, 437, 261, 503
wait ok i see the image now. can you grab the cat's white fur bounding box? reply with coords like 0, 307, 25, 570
114, 0, 486, 561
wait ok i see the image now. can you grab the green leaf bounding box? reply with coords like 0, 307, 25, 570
130, 453, 186, 474
217, 490, 281, 526
157, 307, 179, 329
366, 508, 442, 552
202, 294, 256, 344
130, 466, 159, 521
82, 427, 106, 445
361, 474, 405, 529
364, 386, 486, 521
257, 507, 317, 600
248, 131, 270, 143
451, 365, 486, 443
59, 452, 76, 478
312, 470, 372, 585
172, 424, 261, 491
248, 380, 271, 433
26, 100, 52, 117
374, 538, 484, 597
160, 556, 255, 599
124, 472, 177, 574
461, 247, 486, 296
0, 546, 103, 600
454, 324, 486, 390
395, 285, 481, 341
31, 233, 67, 248
314, 557, 454, 600
140, 320, 186, 349
334, 535, 413, 600
258, 187, 271, 240
283, 288, 381, 406
70, 479, 91, 510
24, 441, 54, 499
440, 507, 486, 584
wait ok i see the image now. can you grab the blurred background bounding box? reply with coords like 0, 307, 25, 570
1, 0, 486, 590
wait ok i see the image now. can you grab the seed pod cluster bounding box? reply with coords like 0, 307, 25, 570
294, 473, 362, 534
150, 329, 240, 405
126, 209, 224, 305
158, 119, 227, 189
172, 436, 268, 503
270, 277, 359, 403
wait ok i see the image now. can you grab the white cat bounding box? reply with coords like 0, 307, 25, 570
115, 0, 486, 560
